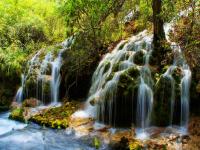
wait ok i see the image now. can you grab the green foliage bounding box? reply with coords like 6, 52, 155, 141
60, 0, 153, 45
0, 0, 66, 76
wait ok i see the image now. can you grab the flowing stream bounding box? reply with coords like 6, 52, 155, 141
0, 112, 108, 150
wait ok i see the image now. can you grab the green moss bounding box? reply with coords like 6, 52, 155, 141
92, 137, 101, 149
126, 66, 140, 77
103, 61, 111, 73
30, 102, 79, 129
42, 81, 51, 94
134, 50, 145, 65
112, 62, 121, 72
119, 42, 126, 50
9, 108, 25, 122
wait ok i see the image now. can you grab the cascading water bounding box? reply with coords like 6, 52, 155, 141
136, 77, 153, 139
15, 74, 25, 103
14, 36, 74, 104
75, 12, 192, 138
74, 31, 155, 131
180, 64, 191, 131
15, 50, 42, 102
163, 66, 176, 126
51, 50, 63, 104
164, 13, 191, 132
37, 52, 52, 103
97, 71, 124, 125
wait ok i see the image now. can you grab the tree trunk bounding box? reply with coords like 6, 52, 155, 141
152, 0, 169, 67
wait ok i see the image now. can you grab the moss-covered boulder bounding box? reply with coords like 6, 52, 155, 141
9, 108, 25, 122
30, 101, 79, 129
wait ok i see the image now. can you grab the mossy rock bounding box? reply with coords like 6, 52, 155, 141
25, 74, 51, 103
133, 50, 145, 65
103, 61, 111, 73
30, 101, 79, 129
9, 108, 25, 122
112, 62, 121, 72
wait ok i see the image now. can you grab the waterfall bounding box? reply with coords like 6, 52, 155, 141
37, 52, 52, 103
14, 36, 74, 104
15, 74, 25, 103
97, 71, 124, 125
75, 16, 191, 137
50, 50, 63, 104
74, 30, 155, 130
180, 64, 191, 132
15, 50, 42, 103
136, 77, 153, 139
164, 12, 191, 132
163, 66, 176, 126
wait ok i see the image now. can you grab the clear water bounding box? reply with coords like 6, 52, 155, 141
0, 113, 109, 150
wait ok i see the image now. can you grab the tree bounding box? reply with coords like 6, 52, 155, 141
152, 0, 168, 66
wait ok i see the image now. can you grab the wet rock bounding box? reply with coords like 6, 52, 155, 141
133, 50, 145, 65
10, 101, 21, 110
110, 137, 130, 150
22, 98, 40, 108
